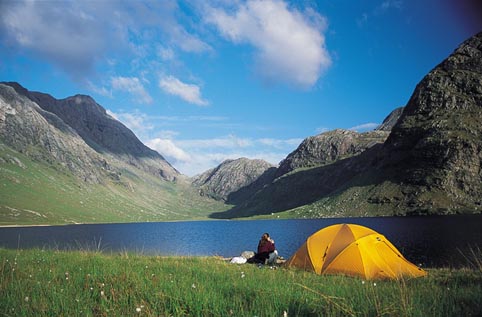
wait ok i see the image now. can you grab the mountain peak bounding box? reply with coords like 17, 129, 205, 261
192, 157, 275, 201
0, 82, 179, 181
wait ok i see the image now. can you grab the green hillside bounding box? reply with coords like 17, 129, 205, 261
0, 144, 228, 226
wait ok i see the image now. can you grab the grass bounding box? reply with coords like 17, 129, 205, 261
1, 248, 481, 316
0, 145, 228, 226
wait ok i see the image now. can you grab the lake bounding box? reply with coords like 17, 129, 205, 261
0, 215, 481, 268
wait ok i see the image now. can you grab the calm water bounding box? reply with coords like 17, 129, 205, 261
0, 215, 481, 267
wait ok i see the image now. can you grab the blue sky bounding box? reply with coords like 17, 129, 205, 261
1, 0, 481, 176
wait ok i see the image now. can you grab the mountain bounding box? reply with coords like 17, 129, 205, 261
212, 32, 482, 218
0, 83, 107, 183
3, 82, 179, 181
275, 129, 389, 179
0, 83, 226, 225
275, 107, 404, 179
191, 158, 275, 201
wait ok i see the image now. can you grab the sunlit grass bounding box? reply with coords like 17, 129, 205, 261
0, 145, 228, 226
1, 248, 481, 316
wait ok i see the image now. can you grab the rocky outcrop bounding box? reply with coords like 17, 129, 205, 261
371, 31, 482, 213
275, 129, 389, 178
192, 158, 275, 201
2, 82, 179, 181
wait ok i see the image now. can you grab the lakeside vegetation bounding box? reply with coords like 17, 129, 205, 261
1, 248, 481, 316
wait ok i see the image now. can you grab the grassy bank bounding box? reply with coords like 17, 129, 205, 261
1, 248, 481, 316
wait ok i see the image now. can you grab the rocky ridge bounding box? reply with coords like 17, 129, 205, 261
275, 107, 404, 179
192, 158, 275, 201
275, 129, 389, 178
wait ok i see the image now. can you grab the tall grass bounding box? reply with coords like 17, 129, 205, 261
1, 248, 481, 316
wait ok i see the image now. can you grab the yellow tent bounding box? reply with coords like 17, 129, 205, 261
285, 223, 427, 280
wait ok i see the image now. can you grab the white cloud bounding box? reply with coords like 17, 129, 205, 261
106, 109, 154, 140
86, 80, 112, 98
111, 76, 153, 104
316, 127, 330, 134
146, 138, 191, 163
102, 107, 300, 176
166, 135, 299, 176
0, 0, 111, 77
258, 138, 303, 149
159, 76, 209, 106
177, 135, 252, 149
349, 122, 379, 132
158, 46, 175, 61
0, 1, 210, 79
206, 0, 331, 88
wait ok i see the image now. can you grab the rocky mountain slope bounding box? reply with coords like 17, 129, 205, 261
0, 83, 107, 183
275, 107, 403, 179
191, 158, 275, 201
275, 129, 389, 179
212, 31, 482, 218
368, 31, 482, 214
0, 83, 225, 225
3, 82, 179, 181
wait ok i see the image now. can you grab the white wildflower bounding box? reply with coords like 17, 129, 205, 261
136, 307, 141, 313
24, 296, 29, 302
100, 291, 105, 296
373, 283, 377, 287
192, 284, 196, 289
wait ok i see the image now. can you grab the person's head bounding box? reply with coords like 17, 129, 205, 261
261, 233, 270, 241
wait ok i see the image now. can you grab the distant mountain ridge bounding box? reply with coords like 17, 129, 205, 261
191, 158, 275, 201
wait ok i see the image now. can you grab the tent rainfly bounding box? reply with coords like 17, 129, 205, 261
285, 223, 427, 280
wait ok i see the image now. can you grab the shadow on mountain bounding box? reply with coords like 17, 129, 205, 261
209, 144, 391, 218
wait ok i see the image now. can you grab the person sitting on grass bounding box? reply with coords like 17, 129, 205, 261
247, 233, 278, 265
